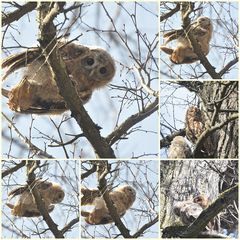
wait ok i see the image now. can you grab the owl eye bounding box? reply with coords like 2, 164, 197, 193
99, 67, 107, 74
86, 58, 94, 66
56, 192, 63, 201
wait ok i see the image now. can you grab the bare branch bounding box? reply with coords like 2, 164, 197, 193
2, 2, 37, 27
37, 2, 116, 158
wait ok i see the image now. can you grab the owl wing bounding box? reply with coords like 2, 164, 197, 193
2, 48, 42, 81
3, 87, 67, 114
81, 188, 102, 205
93, 211, 126, 225
20, 205, 55, 217
8, 186, 28, 198
8, 180, 52, 198
163, 29, 185, 45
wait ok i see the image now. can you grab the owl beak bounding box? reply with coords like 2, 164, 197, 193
89, 69, 95, 78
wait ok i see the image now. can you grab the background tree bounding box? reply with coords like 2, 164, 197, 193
2, 160, 79, 238
160, 1, 238, 79
2, 2, 158, 159
160, 81, 238, 159
160, 160, 238, 238
81, 160, 159, 238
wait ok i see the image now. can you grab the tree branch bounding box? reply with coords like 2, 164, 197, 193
60, 217, 79, 235
181, 5, 222, 79
160, 129, 185, 148
160, 4, 180, 22
27, 160, 64, 238
218, 57, 239, 77
193, 113, 239, 157
181, 184, 238, 238
37, 2, 115, 158
132, 216, 158, 237
2, 2, 37, 27
106, 98, 158, 145
97, 161, 132, 238
2, 160, 26, 178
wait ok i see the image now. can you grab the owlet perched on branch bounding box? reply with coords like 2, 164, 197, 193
185, 106, 216, 157
2, 41, 116, 113
81, 185, 136, 225
174, 195, 217, 230
173, 198, 203, 225
6, 179, 65, 217
161, 16, 213, 64
168, 136, 192, 159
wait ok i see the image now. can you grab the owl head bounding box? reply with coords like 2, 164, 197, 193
193, 194, 209, 208
194, 16, 212, 27
119, 185, 136, 202
81, 47, 116, 87
186, 106, 203, 121
50, 183, 65, 203
35, 180, 65, 204
60, 43, 116, 89
171, 136, 186, 144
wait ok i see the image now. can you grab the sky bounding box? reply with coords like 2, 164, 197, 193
2, 2, 159, 159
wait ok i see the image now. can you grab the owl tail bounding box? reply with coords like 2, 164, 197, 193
2, 48, 41, 81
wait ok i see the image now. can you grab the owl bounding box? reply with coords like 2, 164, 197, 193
168, 136, 192, 159
193, 195, 209, 209
81, 185, 136, 225
2, 41, 116, 114
174, 195, 217, 230
161, 16, 213, 64
185, 106, 216, 157
173, 199, 203, 225
185, 106, 205, 143
6, 179, 65, 217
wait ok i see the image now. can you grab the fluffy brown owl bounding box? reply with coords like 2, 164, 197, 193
173, 199, 203, 225
6, 179, 65, 217
81, 185, 136, 225
161, 17, 213, 64
185, 106, 205, 143
174, 195, 208, 225
168, 136, 192, 159
2, 41, 116, 114
174, 195, 217, 230
185, 106, 216, 157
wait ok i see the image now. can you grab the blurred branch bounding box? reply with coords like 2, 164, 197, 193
2, 2, 37, 27
2, 160, 26, 178
162, 226, 227, 238
175, 81, 204, 93
81, 164, 97, 180
133, 216, 159, 237
2, 112, 54, 158
181, 5, 222, 79
26, 160, 64, 238
97, 161, 132, 238
219, 57, 239, 77
160, 128, 185, 148
160, 3, 180, 22
106, 98, 158, 145
37, 2, 115, 158
193, 113, 238, 157
181, 184, 238, 238
61, 217, 79, 235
